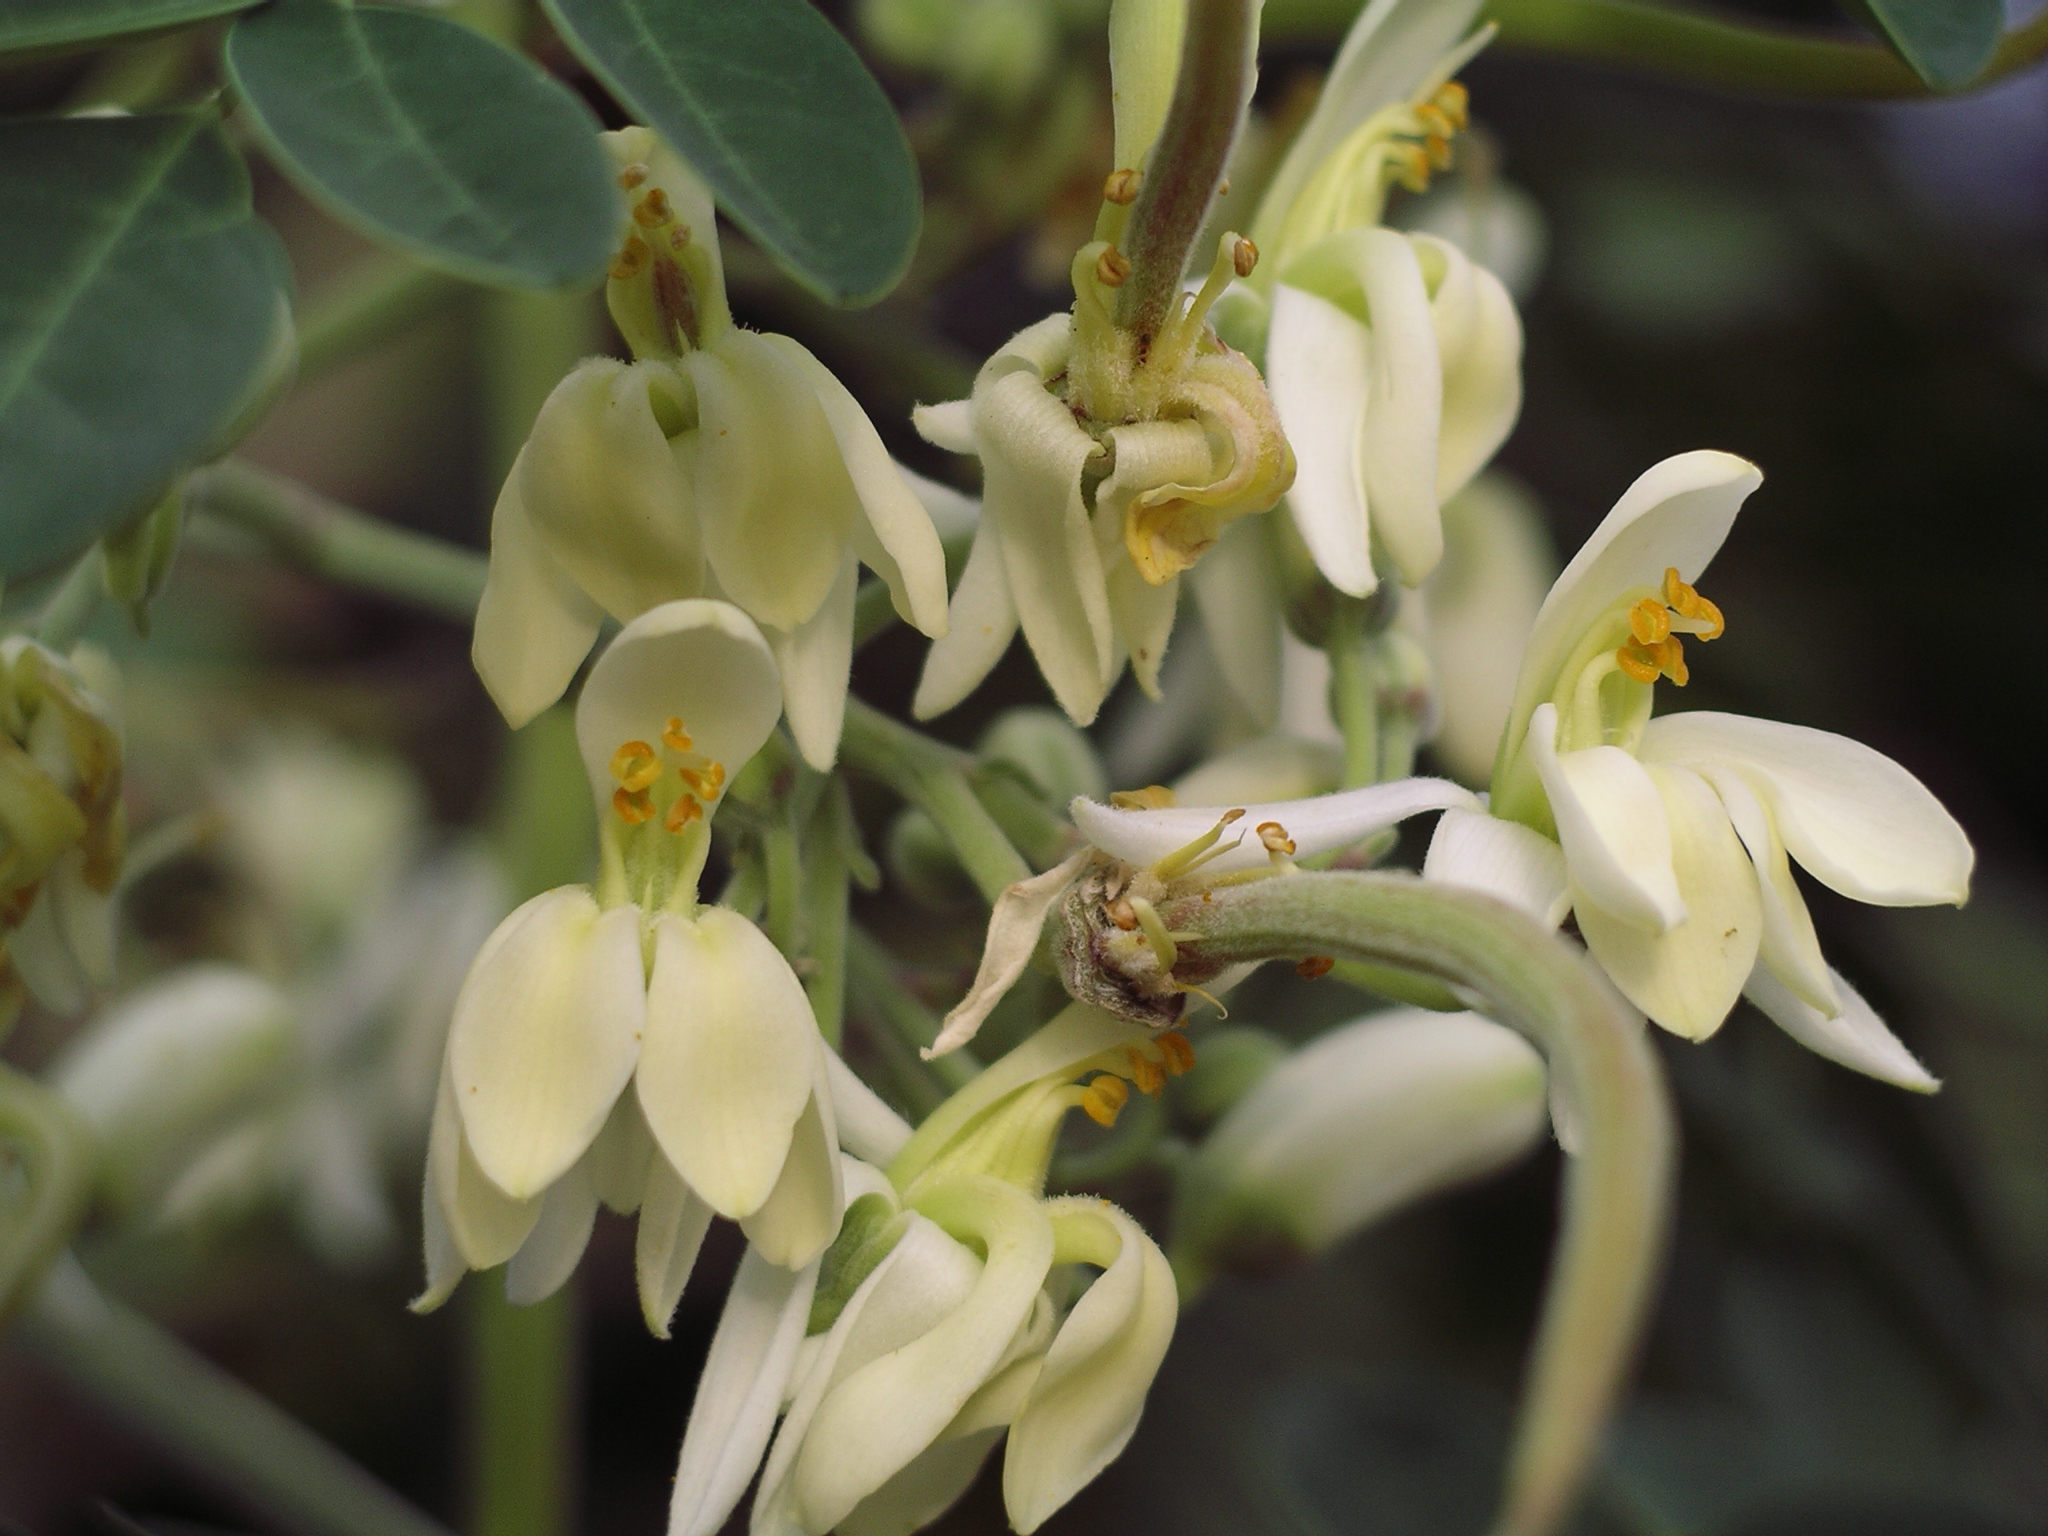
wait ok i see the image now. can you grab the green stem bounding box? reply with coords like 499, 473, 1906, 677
799, 783, 859, 1049
761, 811, 803, 958
1325, 600, 1379, 791
1175, 872, 1674, 1536
465, 1284, 575, 1536
187, 461, 486, 624
1482, 0, 2048, 99
845, 925, 980, 1093
296, 260, 468, 383
33, 551, 103, 651
840, 700, 1031, 903
1325, 956, 1462, 1011
1114, 0, 1258, 339
969, 764, 1080, 871
0, 1068, 94, 1312
15, 1256, 455, 1536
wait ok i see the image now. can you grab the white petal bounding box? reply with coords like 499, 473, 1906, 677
1070, 776, 1478, 876
1424, 240, 1523, 500
928, 850, 1091, 1058
1691, 763, 1835, 1013
840, 1432, 1002, 1536
638, 909, 820, 1219
517, 359, 702, 620
1171, 734, 1341, 809
668, 1248, 820, 1536
585, 1091, 657, 1215
897, 461, 979, 543
760, 333, 950, 637
1574, 764, 1761, 1040
1107, 0, 1188, 173
1640, 712, 1972, 907
1267, 282, 1375, 597
1186, 518, 1282, 728
914, 518, 1019, 721
413, 1154, 466, 1313
1505, 450, 1760, 765
447, 891, 645, 1200
428, 1067, 541, 1268
636, 1154, 714, 1338
574, 599, 783, 817
1745, 964, 1938, 1093
1423, 807, 1570, 929
1004, 1201, 1178, 1533
766, 554, 857, 772
1527, 702, 1683, 934
912, 398, 976, 456
793, 1178, 1055, 1534
472, 462, 605, 728
686, 330, 855, 631
823, 1048, 913, 1165
738, 1087, 846, 1270
1354, 228, 1446, 585
503, 1157, 599, 1305
1105, 561, 1180, 700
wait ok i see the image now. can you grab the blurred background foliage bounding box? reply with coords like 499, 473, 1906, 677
6, 1, 2048, 1534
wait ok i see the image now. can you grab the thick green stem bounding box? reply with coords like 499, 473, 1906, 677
33, 552, 103, 651
0, 1068, 94, 1314
1113, 0, 1257, 339
296, 260, 468, 383
187, 461, 486, 624
798, 783, 859, 1049
845, 925, 980, 1094
16, 1257, 455, 1536
1325, 602, 1379, 791
465, 1285, 576, 1536
840, 700, 1031, 903
1174, 872, 1674, 1536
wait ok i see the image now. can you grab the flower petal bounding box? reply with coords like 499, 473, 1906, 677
427, 1067, 540, 1269
1527, 702, 1683, 934
517, 359, 702, 620
1171, 733, 1341, 809
669, 1247, 820, 1536
1004, 1200, 1178, 1533
1421, 238, 1523, 501
765, 554, 857, 772
914, 518, 1019, 721
840, 1432, 1003, 1536
1266, 281, 1375, 597
1574, 764, 1761, 1039
447, 890, 645, 1200
686, 330, 855, 631
1105, 560, 1180, 700
585, 1091, 656, 1216
574, 599, 783, 817
1071, 776, 1479, 876
738, 1086, 846, 1270
412, 1153, 466, 1314
1691, 763, 1834, 1013
1107, 0, 1188, 173
823, 1048, 913, 1165
1745, 964, 1938, 1093
635, 1153, 713, 1338
472, 458, 604, 729
1186, 518, 1282, 728
638, 909, 820, 1219
1640, 712, 1972, 907
1423, 806, 1570, 929
760, 333, 950, 637
912, 398, 975, 455
503, 1156, 599, 1305
929, 850, 1092, 1059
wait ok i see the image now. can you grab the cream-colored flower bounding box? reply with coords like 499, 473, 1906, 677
473, 128, 949, 769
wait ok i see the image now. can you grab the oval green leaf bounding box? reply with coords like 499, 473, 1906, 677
0, 114, 294, 581
541, 0, 920, 307
1858, 0, 2003, 90
0, 0, 258, 56
227, 0, 619, 290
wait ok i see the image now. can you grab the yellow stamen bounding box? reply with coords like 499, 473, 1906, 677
1095, 244, 1131, 288
613, 786, 656, 825
632, 187, 672, 227
609, 235, 649, 280
1391, 142, 1432, 193
1256, 821, 1296, 857
1662, 567, 1725, 639
1111, 785, 1178, 811
664, 795, 703, 833
1124, 1048, 1167, 1097
1434, 81, 1470, 129
677, 763, 725, 801
1081, 1075, 1130, 1127
1296, 955, 1335, 979
1103, 167, 1142, 205
1232, 237, 1258, 278
1127, 895, 1179, 972
1416, 103, 1455, 138
1628, 598, 1671, 645
1424, 133, 1455, 171
662, 717, 693, 753
611, 741, 662, 792
1155, 1031, 1195, 1075
618, 163, 649, 191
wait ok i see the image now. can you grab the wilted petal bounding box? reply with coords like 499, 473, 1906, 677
636, 1153, 714, 1338
1004, 1200, 1178, 1533
1267, 282, 1374, 597
669, 1248, 820, 1536
1691, 763, 1834, 1014
1527, 703, 1682, 933
1071, 776, 1478, 876
687, 330, 856, 632
1641, 712, 1972, 907
1575, 764, 1761, 1039
914, 518, 1019, 721
1745, 963, 1938, 1093
1423, 806, 1570, 928
473, 452, 607, 729
929, 850, 1091, 1059
739, 1087, 846, 1270
447, 890, 645, 1200
766, 554, 857, 772
504, 1156, 599, 1305
638, 909, 819, 1219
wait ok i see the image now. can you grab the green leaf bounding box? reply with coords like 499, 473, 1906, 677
1855, 0, 2003, 91
226, 0, 619, 290
0, 0, 258, 56
541, 0, 921, 307
0, 114, 293, 582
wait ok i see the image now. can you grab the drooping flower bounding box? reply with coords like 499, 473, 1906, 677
473, 127, 949, 770
421, 600, 844, 1325
1423, 450, 1974, 1084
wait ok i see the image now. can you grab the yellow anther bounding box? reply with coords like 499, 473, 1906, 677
1156, 1030, 1195, 1075
1111, 785, 1178, 811
1232, 237, 1259, 278
1655, 635, 1689, 685
1095, 245, 1132, 288
1616, 642, 1661, 684
664, 794, 704, 833
677, 762, 725, 801
609, 235, 650, 280
1103, 167, 1142, 205
662, 717, 694, 753
1125, 1048, 1167, 1097
1662, 568, 1724, 639
1106, 895, 1140, 932
1081, 1075, 1130, 1127
1296, 955, 1335, 979
613, 786, 656, 825
1618, 635, 1689, 687
1434, 81, 1470, 129
668, 225, 691, 251
618, 163, 650, 191
1256, 821, 1296, 857
1416, 102, 1455, 139
1628, 598, 1671, 646
632, 187, 673, 227
1392, 142, 1432, 193
611, 741, 662, 792
1425, 133, 1455, 171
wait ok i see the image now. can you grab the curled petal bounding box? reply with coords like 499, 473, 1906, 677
1423, 806, 1570, 929
1745, 963, 1938, 1093
929, 850, 1092, 1059
1422, 238, 1523, 501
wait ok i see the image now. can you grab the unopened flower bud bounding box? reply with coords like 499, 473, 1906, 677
977, 707, 1108, 807
99, 483, 185, 634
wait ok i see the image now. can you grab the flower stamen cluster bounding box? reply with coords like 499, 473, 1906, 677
1616, 568, 1724, 686
607, 716, 725, 832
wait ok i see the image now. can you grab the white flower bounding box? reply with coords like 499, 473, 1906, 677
1423, 450, 1974, 1084
422, 600, 844, 1325
472, 127, 949, 770
1173, 1008, 1548, 1279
